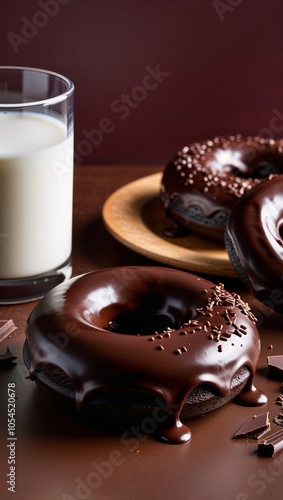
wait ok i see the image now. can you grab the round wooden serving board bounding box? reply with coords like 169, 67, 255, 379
102, 173, 237, 277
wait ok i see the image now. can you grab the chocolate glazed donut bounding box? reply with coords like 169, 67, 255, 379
161, 136, 283, 242
24, 267, 267, 444
225, 176, 283, 313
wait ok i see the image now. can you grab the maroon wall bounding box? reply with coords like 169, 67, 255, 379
1, 0, 283, 164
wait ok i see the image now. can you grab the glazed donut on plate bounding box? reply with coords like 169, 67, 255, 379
160, 135, 283, 242
24, 266, 267, 444
225, 175, 283, 313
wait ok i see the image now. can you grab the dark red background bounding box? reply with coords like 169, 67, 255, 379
1, 0, 283, 164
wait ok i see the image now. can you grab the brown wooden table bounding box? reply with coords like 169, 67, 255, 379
1, 165, 283, 500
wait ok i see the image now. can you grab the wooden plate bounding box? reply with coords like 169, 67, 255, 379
102, 173, 237, 277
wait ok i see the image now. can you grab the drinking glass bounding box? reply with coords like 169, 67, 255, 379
0, 66, 74, 303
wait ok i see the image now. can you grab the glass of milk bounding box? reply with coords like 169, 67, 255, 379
0, 67, 74, 303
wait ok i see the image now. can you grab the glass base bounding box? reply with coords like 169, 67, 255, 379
0, 258, 72, 305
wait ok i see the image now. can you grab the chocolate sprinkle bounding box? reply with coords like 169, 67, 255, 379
156, 345, 164, 351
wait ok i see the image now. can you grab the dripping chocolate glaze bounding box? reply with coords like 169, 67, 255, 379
161, 135, 283, 241
25, 267, 267, 444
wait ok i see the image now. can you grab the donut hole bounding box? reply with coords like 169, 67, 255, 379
248, 157, 282, 178
100, 295, 193, 336
81, 271, 198, 336
210, 145, 283, 179
227, 154, 283, 179
106, 309, 174, 335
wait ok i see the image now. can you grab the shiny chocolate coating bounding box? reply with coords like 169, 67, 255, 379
161, 135, 283, 242
25, 266, 267, 443
226, 176, 283, 312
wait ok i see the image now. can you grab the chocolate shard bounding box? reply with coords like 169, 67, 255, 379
258, 428, 283, 457
273, 413, 283, 427
267, 355, 283, 379
0, 319, 17, 343
0, 347, 17, 365
234, 412, 270, 439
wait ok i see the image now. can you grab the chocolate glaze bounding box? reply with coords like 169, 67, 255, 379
25, 267, 267, 444
161, 135, 283, 242
226, 176, 283, 312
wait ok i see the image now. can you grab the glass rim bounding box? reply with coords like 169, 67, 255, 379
0, 66, 74, 109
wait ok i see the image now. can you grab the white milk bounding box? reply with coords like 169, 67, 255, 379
0, 112, 74, 279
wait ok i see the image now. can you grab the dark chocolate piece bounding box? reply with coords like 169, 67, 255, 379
273, 413, 283, 426
0, 347, 17, 365
0, 319, 17, 342
234, 412, 270, 439
258, 428, 283, 457
267, 355, 283, 379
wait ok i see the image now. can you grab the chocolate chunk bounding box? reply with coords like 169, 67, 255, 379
0, 319, 17, 342
0, 347, 17, 365
234, 412, 270, 439
267, 355, 283, 379
273, 413, 283, 427
258, 428, 283, 457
